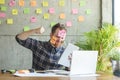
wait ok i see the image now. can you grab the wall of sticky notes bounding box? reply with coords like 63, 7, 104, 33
0, 0, 100, 36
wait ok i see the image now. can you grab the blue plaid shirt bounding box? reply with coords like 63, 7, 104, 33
15, 35, 65, 70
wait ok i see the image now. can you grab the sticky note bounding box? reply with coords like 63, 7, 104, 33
59, 13, 65, 19
0, 6, 7, 12
24, 26, 30, 31
50, 36, 57, 45
0, 12, 6, 18
30, 16, 37, 23
42, 1, 48, 7
30, 0, 36, 7
58, 30, 66, 41
78, 16, 84, 22
12, 9, 18, 15
0, 0, 5, 4
49, 8, 55, 14
9, 0, 16, 7
36, 8, 42, 14
7, 19, 13, 24
43, 13, 49, 19
72, 9, 78, 14
86, 9, 91, 15
23, 8, 30, 14
66, 21, 72, 27
59, 0, 65, 6
19, 0, 24, 6
79, 1, 86, 7
50, 22, 56, 27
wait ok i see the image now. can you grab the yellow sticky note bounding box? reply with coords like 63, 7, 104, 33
78, 16, 84, 22
19, 0, 24, 6
24, 26, 30, 31
7, 19, 13, 24
43, 13, 49, 19
42, 1, 48, 7
59, 13, 65, 19
30, 0, 37, 7
50, 22, 56, 27
0, 0, 5, 4
36, 8, 42, 14
0, 6, 7, 12
12, 9, 18, 15
59, 0, 65, 6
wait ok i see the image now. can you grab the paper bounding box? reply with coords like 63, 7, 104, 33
43, 13, 49, 19
30, 0, 37, 7
7, 19, 13, 24
78, 16, 84, 22
9, 0, 16, 7
36, 8, 42, 14
19, 0, 24, 6
42, 1, 48, 7
59, 13, 65, 19
23, 8, 30, 14
24, 26, 30, 31
66, 21, 72, 27
30, 16, 37, 23
49, 8, 55, 14
58, 43, 79, 67
0, 12, 6, 18
59, 0, 65, 6
0, 0, 5, 4
72, 9, 78, 14
0, 6, 7, 12
12, 9, 18, 15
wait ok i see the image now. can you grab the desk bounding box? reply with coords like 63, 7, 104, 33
0, 72, 119, 80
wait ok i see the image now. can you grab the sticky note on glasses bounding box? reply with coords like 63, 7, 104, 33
58, 30, 66, 40
50, 36, 57, 44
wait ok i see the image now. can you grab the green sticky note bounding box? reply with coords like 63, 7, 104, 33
23, 8, 30, 14
86, 9, 91, 15
7, 19, 13, 24
79, 1, 86, 7
0, 0, 5, 4
1, 6, 7, 11
50, 22, 56, 27
24, 26, 30, 31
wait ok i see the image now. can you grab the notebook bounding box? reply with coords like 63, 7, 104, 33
56, 50, 98, 75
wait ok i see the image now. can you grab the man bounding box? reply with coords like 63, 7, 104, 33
15, 23, 68, 70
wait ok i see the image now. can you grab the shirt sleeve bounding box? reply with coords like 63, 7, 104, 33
15, 34, 38, 51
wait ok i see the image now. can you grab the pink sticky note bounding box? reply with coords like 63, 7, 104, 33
0, 12, 6, 18
49, 8, 55, 14
9, 0, 16, 7
30, 16, 37, 23
72, 9, 78, 14
58, 30, 66, 41
66, 21, 72, 27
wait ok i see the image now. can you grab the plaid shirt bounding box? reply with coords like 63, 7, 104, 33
15, 35, 65, 70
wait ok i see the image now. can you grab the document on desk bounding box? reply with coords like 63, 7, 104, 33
58, 43, 79, 67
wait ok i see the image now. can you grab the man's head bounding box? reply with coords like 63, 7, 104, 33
50, 23, 67, 48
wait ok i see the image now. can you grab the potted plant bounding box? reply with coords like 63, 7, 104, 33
108, 48, 120, 76
75, 23, 120, 72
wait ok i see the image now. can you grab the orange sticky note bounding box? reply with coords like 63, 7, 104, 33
30, 0, 36, 7
59, 13, 65, 19
78, 16, 84, 22
19, 0, 24, 6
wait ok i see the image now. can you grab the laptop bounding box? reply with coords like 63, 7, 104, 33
55, 50, 98, 75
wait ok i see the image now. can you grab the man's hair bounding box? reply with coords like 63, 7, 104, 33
51, 23, 67, 34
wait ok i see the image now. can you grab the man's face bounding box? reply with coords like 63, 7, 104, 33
50, 28, 66, 48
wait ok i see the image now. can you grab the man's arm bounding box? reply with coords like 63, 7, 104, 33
17, 27, 44, 40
